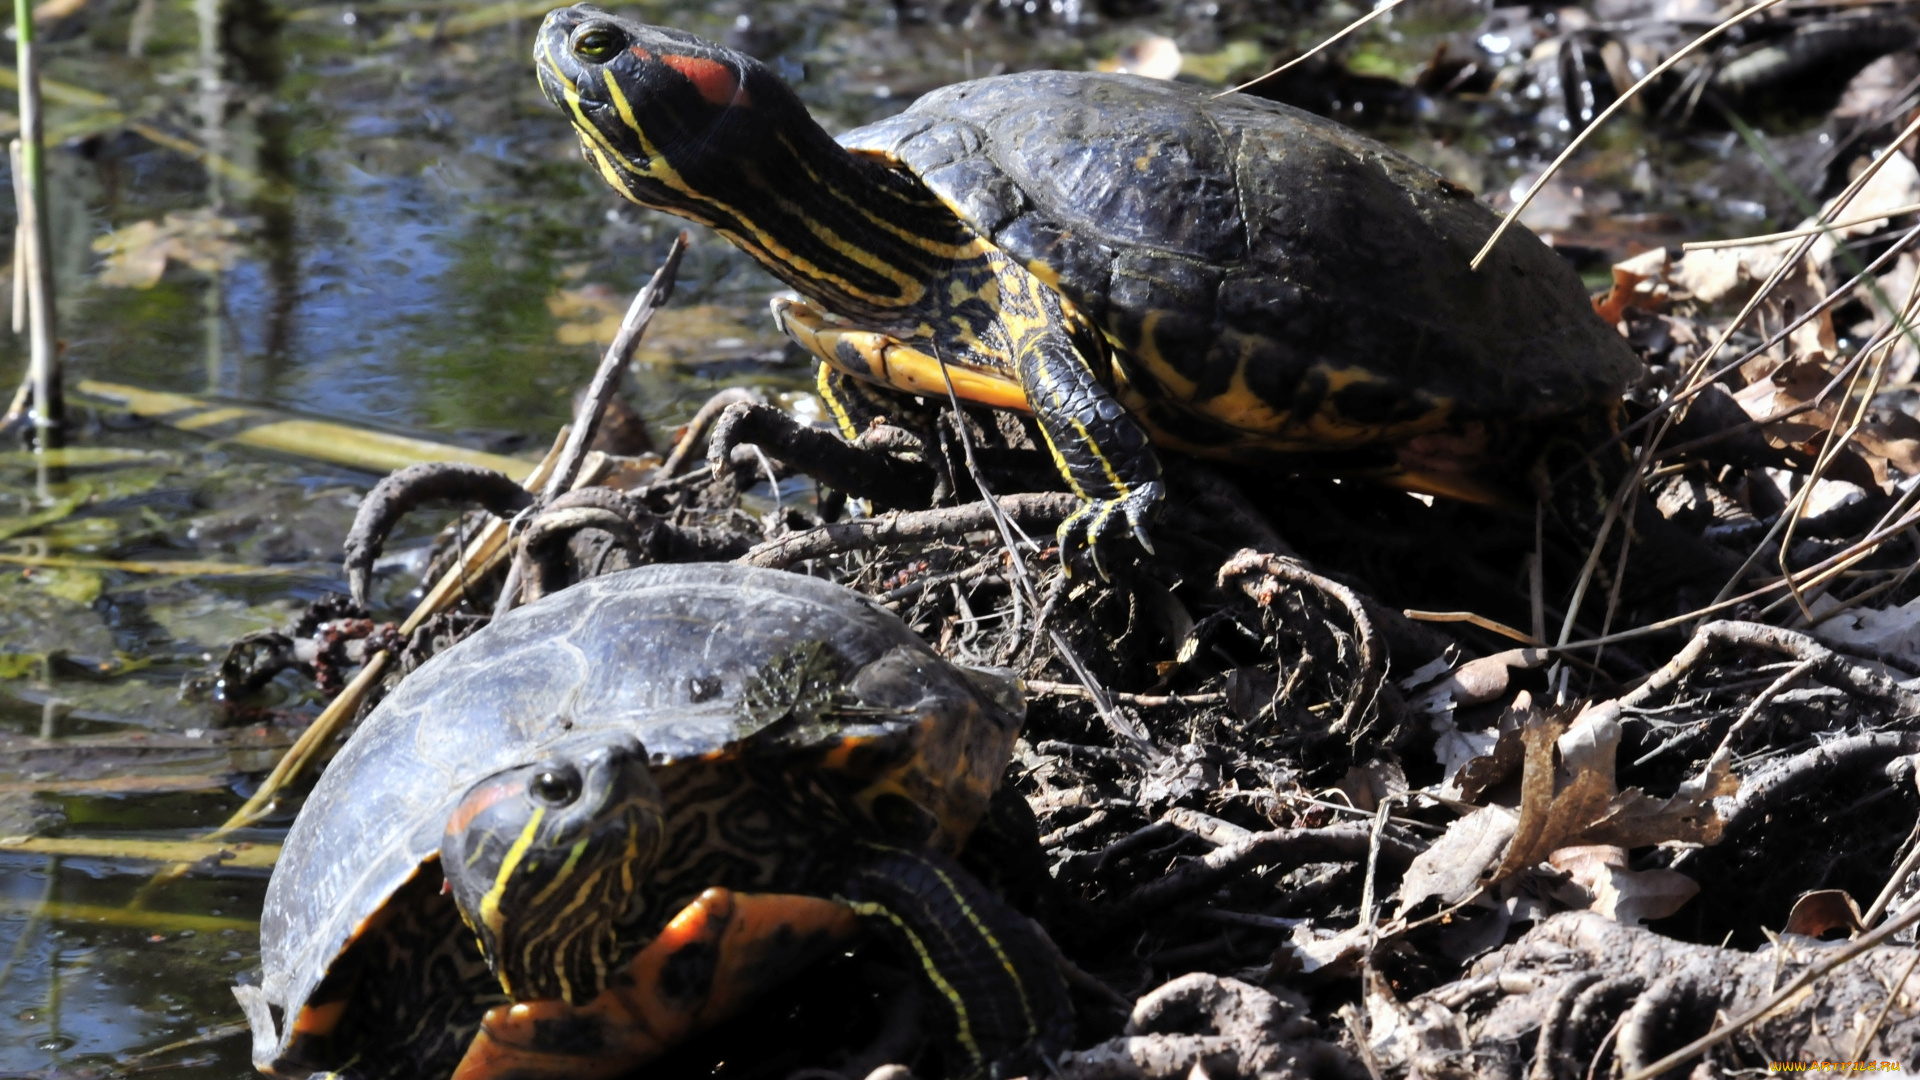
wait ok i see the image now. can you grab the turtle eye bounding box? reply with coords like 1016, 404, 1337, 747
528, 764, 583, 807
570, 24, 622, 63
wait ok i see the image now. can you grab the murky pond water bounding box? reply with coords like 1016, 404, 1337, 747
0, 0, 1866, 1069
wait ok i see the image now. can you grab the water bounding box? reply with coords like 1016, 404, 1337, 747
0, 0, 1840, 1071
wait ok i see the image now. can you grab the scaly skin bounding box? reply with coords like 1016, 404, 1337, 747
532, 7, 1162, 571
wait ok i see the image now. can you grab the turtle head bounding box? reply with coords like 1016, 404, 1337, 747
534, 6, 801, 219
440, 733, 664, 1003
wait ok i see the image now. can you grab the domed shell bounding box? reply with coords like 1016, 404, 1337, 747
241, 563, 1019, 1069
841, 72, 1641, 429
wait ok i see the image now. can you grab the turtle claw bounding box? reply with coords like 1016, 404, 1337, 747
1056, 481, 1163, 579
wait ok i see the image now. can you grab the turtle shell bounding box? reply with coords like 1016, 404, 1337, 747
841, 72, 1641, 445
238, 563, 1021, 1075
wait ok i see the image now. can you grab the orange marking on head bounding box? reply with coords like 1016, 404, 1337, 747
629, 45, 652, 60
445, 777, 517, 838
661, 54, 750, 107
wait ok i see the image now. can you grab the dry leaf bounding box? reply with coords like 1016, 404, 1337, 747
1396, 805, 1517, 914
1782, 889, 1863, 938
93, 210, 244, 290
1671, 245, 1766, 306
1395, 653, 1456, 692
32, 0, 87, 22
1750, 256, 1837, 378
1682, 152, 1920, 308
1593, 248, 1671, 326
547, 286, 780, 363
1836, 53, 1920, 121
1731, 356, 1893, 492
1450, 713, 1527, 803
1433, 719, 1500, 786
1810, 593, 1920, 665
1336, 759, 1407, 814
1487, 700, 1732, 883
1818, 149, 1920, 252
1424, 665, 1542, 790
1548, 844, 1700, 925
1276, 920, 1372, 976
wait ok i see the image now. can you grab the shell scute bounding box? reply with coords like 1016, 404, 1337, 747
249, 564, 1022, 1078
842, 70, 1642, 423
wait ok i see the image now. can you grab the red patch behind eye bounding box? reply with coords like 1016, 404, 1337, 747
445, 777, 518, 838
661, 54, 751, 107
629, 45, 652, 60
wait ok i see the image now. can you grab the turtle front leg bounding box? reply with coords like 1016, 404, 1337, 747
451, 888, 860, 1080
838, 844, 1073, 1080
1014, 323, 1164, 577
772, 297, 1033, 413
775, 295, 1163, 575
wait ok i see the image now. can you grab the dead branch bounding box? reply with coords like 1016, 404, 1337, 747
1711, 730, 1920, 845
660, 387, 760, 478
1219, 549, 1386, 738
739, 493, 1079, 569
1621, 619, 1920, 712
1026, 680, 1228, 708
341, 462, 532, 607
708, 401, 935, 509
1098, 822, 1422, 927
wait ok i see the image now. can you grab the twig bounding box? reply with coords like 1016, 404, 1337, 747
1710, 731, 1920, 852
1863, 823, 1920, 930
1705, 655, 1818, 760
1571, 219, 1920, 478
1220, 549, 1384, 738
341, 462, 533, 606
1360, 792, 1403, 970
1619, 898, 1920, 1080
11, 0, 63, 450
1216, 0, 1414, 97
660, 388, 759, 478
738, 493, 1078, 569
1849, 949, 1920, 1063
1025, 680, 1227, 708
1621, 620, 1920, 716
130, 431, 570, 905
1471, 0, 1789, 270
1683, 202, 1920, 249
493, 238, 686, 615
931, 361, 1159, 760
543, 233, 687, 501
1405, 608, 1543, 646
1099, 822, 1421, 925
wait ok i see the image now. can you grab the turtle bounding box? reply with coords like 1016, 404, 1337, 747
531, 7, 1643, 572
234, 562, 1070, 1080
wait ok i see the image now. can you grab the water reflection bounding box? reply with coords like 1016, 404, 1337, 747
0, 0, 1763, 1070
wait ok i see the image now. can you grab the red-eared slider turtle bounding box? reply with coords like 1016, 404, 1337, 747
533, 8, 1642, 569
234, 562, 1067, 1080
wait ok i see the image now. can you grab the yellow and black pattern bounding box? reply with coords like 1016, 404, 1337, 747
250, 566, 1051, 1080
437, 751, 1066, 1080
440, 738, 667, 1005
534, 6, 1171, 562
534, 1, 1654, 557
838, 844, 1072, 1080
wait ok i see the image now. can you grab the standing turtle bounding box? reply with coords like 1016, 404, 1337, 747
533, 7, 1641, 570
235, 562, 1068, 1079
